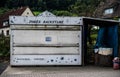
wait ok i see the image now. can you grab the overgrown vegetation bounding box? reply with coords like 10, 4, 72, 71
52, 10, 76, 16
0, 7, 9, 15
33, 11, 41, 16
0, 34, 10, 58
0, 0, 103, 16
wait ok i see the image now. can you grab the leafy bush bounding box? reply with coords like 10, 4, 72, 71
0, 35, 10, 57
0, 8, 9, 15
52, 10, 77, 16
33, 11, 42, 16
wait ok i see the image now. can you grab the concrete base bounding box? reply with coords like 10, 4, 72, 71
0, 65, 119, 77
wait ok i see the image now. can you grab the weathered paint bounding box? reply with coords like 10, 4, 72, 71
10, 16, 82, 66
9, 16, 83, 25
11, 55, 81, 65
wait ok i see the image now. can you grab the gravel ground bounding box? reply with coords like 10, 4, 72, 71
0, 65, 120, 77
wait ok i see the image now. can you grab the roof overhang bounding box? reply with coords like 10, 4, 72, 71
83, 17, 120, 26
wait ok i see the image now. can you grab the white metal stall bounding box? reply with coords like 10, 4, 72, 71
10, 16, 83, 66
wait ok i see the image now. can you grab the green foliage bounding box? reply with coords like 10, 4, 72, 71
0, 0, 103, 16
1, 0, 76, 11
0, 35, 10, 57
33, 11, 41, 16
0, 8, 9, 15
69, 0, 102, 16
52, 10, 77, 16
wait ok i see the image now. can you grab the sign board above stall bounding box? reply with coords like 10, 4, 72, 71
9, 16, 83, 25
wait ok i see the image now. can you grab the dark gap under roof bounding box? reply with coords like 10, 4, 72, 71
83, 17, 120, 26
